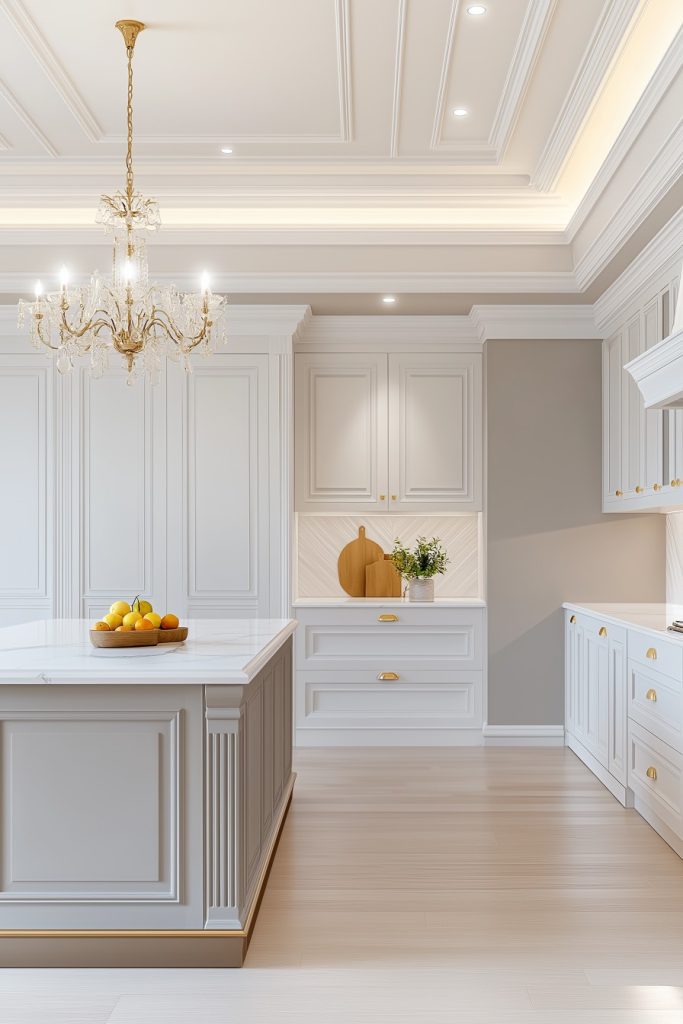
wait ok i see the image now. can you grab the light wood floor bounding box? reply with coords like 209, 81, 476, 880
5, 747, 683, 1023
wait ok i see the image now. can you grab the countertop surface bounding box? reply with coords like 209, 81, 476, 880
0, 618, 297, 684
563, 602, 683, 641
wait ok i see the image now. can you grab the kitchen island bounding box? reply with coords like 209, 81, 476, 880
0, 618, 296, 967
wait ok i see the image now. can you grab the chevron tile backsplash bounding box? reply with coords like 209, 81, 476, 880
296, 515, 481, 598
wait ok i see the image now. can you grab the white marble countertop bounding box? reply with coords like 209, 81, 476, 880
0, 618, 297, 684
562, 602, 683, 641
293, 597, 486, 608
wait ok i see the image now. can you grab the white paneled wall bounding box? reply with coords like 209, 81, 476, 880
0, 307, 309, 624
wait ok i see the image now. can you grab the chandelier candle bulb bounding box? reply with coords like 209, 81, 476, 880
34, 281, 43, 298
17, 19, 228, 383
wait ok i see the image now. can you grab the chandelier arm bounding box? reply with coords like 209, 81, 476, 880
58, 307, 116, 344
33, 316, 63, 353
147, 308, 213, 350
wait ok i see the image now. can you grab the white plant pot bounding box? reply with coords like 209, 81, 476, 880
408, 577, 434, 602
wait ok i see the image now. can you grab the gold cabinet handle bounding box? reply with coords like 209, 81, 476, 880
646, 766, 658, 781
635, 485, 644, 494
391, 494, 397, 501
654, 483, 662, 492
569, 615, 576, 624
379, 494, 386, 501
598, 626, 607, 637
645, 688, 657, 702
377, 671, 399, 681
615, 490, 623, 497
378, 614, 399, 623
678, 480, 682, 487
646, 647, 657, 660
671, 480, 678, 487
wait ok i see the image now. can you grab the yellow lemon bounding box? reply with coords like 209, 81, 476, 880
132, 596, 153, 616
135, 617, 156, 631
92, 621, 110, 631
110, 600, 131, 617
144, 612, 161, 628
122, 611, 142, 629
103, 612, 123, 630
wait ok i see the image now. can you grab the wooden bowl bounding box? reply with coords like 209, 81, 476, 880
157, 626, 189, 644
89, 628, 160, 649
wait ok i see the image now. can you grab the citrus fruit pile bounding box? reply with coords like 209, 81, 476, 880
92, 596, 180, 633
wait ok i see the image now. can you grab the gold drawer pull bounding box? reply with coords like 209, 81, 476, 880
379, 494, 386, 501
654, 483, 662, 492
377, 671, 399, 681
598, 626, 607, 637
645, 688, 657, 702
616, 489, 623, 496
646, 647, 657, 660
569, 615, 576, 624
646, 766, 658, 781
378, 614, 399, 623
635, 485, 643, 493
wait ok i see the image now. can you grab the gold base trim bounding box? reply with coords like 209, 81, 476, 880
0, 775, 295, 965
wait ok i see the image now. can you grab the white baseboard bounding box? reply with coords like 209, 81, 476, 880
482, 723, 565, 747
295, 728, 484, 747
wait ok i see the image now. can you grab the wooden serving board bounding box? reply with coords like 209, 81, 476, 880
337, 526, 384, 597
365, 555, 402, 598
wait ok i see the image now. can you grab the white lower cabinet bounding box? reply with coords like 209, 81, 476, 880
565, 611, 627, 802
565, 606, 683, 859
295, 604, 485, 745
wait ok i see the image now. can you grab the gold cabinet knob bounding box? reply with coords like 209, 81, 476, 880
646, 766, 658, 781
378, 614, 399, 623
391, 494, 397, 501
646, 647, 657, 660
598, 626, 607, 637
379, 494, 386, 501
678, 480, 682, 487
653, 483, 662, 492
671, 480, 678, 487
569, 615, 576, 624
377, 671, 399, 681
615, 490, 623, 497
645, 688, 657, 702
635, 485, 643, 493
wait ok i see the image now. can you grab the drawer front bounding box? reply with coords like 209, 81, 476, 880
297, 670, 482, 730
629, 661, 683, 752
295, 609, 482, 671
628, 629, 683, 680
628, 721, 683, 836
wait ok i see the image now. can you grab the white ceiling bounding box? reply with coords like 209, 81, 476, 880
0, 0, 680, 309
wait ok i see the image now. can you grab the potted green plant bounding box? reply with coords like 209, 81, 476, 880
389, 537, 449, 602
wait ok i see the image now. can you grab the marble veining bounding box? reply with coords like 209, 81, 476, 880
296, 515, 480, 599
0, 618, 297, 684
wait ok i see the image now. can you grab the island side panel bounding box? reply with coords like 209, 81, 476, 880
204, 637, 294, 931
0, 685, 204, 930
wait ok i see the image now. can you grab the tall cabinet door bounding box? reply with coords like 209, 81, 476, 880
295, 353, 388, 513
387, 353, 482, 511
607, 632, 627, 786
581, 625, 609, 769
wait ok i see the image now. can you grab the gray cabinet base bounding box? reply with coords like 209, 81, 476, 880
0, 781, 294, 968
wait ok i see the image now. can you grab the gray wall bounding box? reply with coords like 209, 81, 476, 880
486, 339, 666, 726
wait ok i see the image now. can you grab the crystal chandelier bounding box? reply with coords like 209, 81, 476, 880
19, 19, 227, 384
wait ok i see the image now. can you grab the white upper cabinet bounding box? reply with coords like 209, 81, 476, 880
295, 353, 387, 512
295, 351, 482, 513
388, 353, 481, 511
602, 269, 683, 511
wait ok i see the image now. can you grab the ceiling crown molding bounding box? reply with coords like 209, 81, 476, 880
573, 119, 683, 291
0, 78, 57, 157
470, 304, 598, 340
593, 207, 683, 334
489, 0, 558, 160
533, 0, 641, 192
0, 0, 102, 143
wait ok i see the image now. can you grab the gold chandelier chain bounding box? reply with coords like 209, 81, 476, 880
126, 44, 134, 203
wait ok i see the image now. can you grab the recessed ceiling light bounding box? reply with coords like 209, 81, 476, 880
220, 146, 233, 154
467, 4, 487, 14
382, 296, 396, 304
452, 108, 468, 117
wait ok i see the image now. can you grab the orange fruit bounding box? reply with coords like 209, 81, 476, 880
144, 612, 161, 628
115, 626, 124, 632
93, 621, 110, 631
119, 624, 135, 631
160, 613, 179, 630
135, 617, 156, 631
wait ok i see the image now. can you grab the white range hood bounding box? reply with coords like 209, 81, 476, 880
626, 267, 683, 409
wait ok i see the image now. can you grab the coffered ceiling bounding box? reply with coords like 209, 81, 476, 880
0, 0, 680, 310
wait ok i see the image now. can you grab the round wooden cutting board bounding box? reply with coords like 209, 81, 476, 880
337, 526, 384, 597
